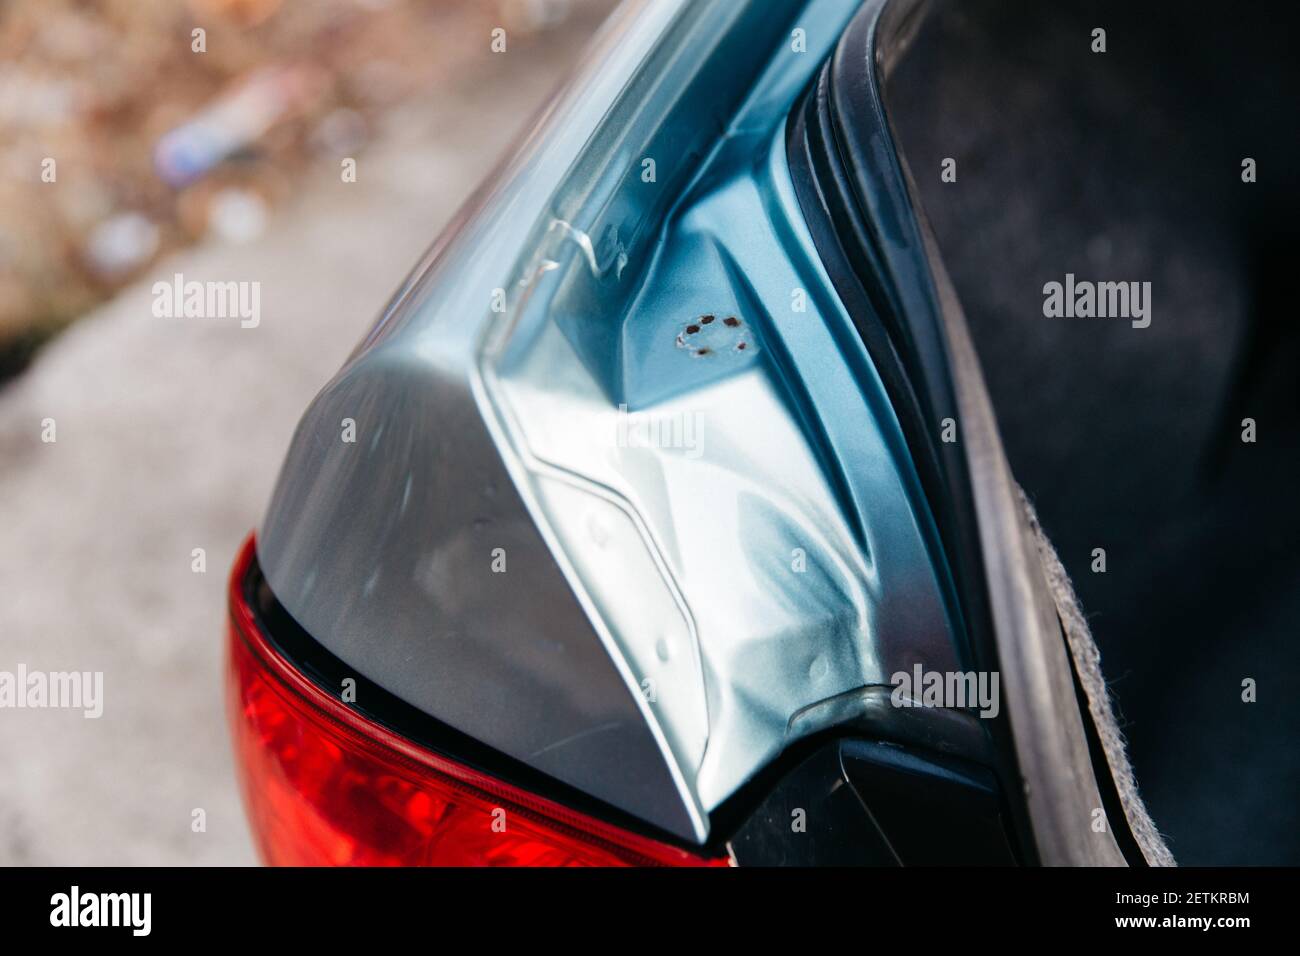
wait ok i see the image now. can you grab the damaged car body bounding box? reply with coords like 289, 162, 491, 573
228, 0, 1179, 866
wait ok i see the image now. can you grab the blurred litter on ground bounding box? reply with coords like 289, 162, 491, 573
0, 0, 597, 380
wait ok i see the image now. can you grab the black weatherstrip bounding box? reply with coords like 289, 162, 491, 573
785, 0, 1037, 863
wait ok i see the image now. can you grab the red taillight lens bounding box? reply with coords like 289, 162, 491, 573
226, 535, 727, 867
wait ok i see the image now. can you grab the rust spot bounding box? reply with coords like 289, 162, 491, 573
736, 342, 747, 350
700, 314, 715, 325
696, 348, 712, 356
686, 324, 700, 335
724, 316, 740, 327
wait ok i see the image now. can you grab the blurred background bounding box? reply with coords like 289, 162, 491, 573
0, 0, 614, 864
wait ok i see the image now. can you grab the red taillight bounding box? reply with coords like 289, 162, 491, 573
226, 535, 728, 867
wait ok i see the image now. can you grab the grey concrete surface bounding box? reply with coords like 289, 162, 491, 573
0, 21, 604, 865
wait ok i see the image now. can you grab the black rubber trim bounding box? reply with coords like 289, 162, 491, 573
839, 739, 1019, 866
785, 1, 1037, 863
724, 736, 1023, 866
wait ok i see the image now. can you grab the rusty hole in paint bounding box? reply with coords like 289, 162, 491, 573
700, 314, 715, 325
696, 348, 712, 356
736, 342, 747, 351
685, 324, 700, 335
724, 316, 740, 327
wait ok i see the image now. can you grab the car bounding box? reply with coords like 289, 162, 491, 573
224, 0, 1298, 866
